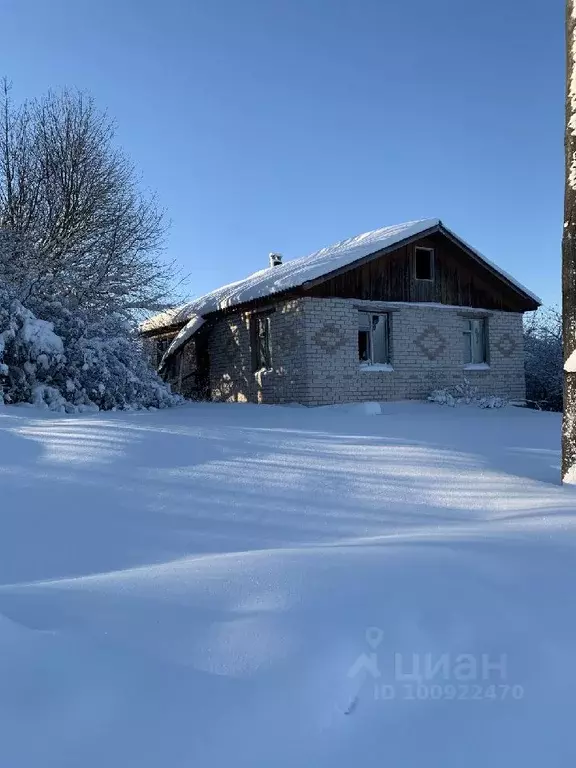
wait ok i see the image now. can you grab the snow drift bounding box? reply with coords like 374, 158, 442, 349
0, 401, 575, 766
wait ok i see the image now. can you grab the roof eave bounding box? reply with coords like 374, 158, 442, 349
140, 321, 187, 338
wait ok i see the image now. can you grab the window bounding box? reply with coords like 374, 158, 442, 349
414, 247, 434, 281
358, 312, 390, 364
463, 318, 487, 364
251, 313, 272, 370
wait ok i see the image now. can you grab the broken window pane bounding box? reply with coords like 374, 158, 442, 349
358, 330, 370, 361
358, 312, 390, 364
358, 312, 372, 331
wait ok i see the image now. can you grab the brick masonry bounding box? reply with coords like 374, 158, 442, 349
209, 298, 308, 403
206, 297, 526, 405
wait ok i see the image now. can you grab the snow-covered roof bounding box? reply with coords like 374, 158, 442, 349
143, 218, 541, 365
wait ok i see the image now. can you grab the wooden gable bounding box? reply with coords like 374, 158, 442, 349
301, 230, 537, 312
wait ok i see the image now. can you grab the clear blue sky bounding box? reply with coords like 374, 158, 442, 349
4, 0, 564, 307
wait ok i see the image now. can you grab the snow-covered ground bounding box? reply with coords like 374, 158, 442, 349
1, 401, 575, 766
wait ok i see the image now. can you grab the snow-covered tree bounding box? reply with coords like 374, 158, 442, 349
0, 80, 181, 315
524, 307, 563, 412
0, 291, 181, 411
0, 81, 184, 411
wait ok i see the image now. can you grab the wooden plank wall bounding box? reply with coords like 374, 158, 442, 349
304, 233, 531, 312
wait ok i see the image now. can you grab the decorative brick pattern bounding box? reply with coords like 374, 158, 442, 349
413, 325, 447, 360
313, 323, 347, 353
495, 332, 517, 358
203, 296, 527, 406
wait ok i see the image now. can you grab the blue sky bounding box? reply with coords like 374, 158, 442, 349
3, 0, 564, 307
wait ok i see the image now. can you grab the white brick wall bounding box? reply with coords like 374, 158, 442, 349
209, 298, 308, 403
207, 296, 526, 405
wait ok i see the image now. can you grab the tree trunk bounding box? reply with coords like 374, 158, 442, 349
563, 0, 576, 482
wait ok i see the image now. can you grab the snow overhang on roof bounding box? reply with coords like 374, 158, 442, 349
144, 218, 541, 366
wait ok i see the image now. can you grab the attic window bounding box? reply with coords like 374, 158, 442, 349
415, 247, 434, 281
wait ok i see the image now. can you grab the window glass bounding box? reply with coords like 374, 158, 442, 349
358, 312, 389, 364
371, 314, 389, 363
463, 319, 487, 364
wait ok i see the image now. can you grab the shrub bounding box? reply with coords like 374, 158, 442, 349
523, 307, 562, 412
428, 379, 507, 409
0, 294, 181, 412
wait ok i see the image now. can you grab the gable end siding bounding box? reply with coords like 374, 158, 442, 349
304, 233, 533, 312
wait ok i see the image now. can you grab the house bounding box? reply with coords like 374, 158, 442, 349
141, 218, 540, 406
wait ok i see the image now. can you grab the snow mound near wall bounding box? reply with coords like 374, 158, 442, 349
319, 401, 382, 415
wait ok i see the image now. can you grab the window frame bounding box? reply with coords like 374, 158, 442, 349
250, 311, 273, 371
414, 246, 435, 282
358, 311, 390, 365
463, 317, 488, 365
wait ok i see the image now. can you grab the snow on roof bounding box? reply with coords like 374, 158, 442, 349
159, 315, 205, 369
145, 218, 541, 364
145, 218, 439, 335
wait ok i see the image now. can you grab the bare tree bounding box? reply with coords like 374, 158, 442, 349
524, 307, 563, 412
0, 80, 179, 315
564, 1, 576, 481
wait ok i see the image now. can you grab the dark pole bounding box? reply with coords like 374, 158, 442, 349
562, 0, 576, 482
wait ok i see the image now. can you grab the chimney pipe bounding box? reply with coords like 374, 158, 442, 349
269, 252, 283, 267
